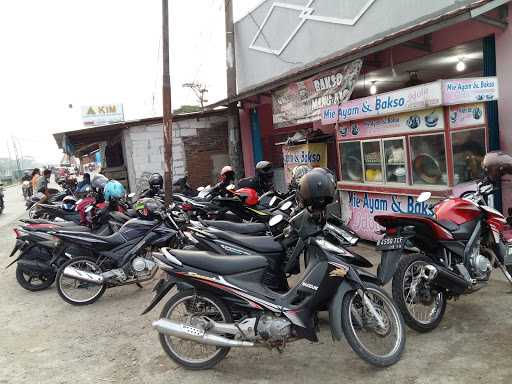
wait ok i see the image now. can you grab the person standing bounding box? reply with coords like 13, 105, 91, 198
31, 168, 41, 192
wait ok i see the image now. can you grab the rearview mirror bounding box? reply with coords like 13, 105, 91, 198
269, 196, 277, 207
417, 191, 432, 203
280, 201, 293, 211
269, 214, 284, 227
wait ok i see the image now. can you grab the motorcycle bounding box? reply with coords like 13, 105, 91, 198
0, 183, 4, 214
143, 207, 406, 369
7, 223, 110, 291
53, 201, 187, 305
374, 178, 512, 332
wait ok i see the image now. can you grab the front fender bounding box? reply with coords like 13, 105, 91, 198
376, 249, 403, 285
141, 276, 177, 315
328, 280, 354, 341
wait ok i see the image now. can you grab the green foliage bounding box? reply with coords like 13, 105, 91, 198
173, 105, 201, 114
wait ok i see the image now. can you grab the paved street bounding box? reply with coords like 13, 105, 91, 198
1, 208, 512, 383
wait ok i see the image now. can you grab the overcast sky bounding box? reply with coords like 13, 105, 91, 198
0, 0, 260, 164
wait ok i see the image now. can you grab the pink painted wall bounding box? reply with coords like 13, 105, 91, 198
239, 108, 255, 177
496, 3, 512, 214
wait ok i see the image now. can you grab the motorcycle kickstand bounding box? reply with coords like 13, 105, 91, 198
495, 259, 512, 288
136, 282, 143, 288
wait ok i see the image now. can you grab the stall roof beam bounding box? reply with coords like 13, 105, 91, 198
473, 14, 508, 29
403, 35, 432, 52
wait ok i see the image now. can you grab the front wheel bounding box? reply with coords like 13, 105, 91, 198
158, 290, 232, 370
341, 283, 405, 367
392, 254, 447, 332
56, 256, 106, 306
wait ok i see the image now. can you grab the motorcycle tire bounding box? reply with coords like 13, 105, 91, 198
15, 265, 55, 291
341, 282, 406, 367
392, 253, 447, 333
56, 256, 106, 306
158, 290, 232, 370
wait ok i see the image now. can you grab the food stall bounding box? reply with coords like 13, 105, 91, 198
321, 77, 499, 241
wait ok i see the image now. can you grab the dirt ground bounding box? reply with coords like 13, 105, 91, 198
1, 216, 512, 384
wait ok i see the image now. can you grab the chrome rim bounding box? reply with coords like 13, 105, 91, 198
58, 260, 104, 303
403, 261, 444, 325
348, 287, 403, 359
163, 295, 226, 364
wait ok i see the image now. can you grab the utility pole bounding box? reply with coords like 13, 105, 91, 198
225, 0, 244, 178
11, 137, 21, 179
162, 0, 173, 205
5, 142, 12, 179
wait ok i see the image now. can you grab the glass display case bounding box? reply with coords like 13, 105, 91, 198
325, 77, 497, 241
362, 140, 383, 182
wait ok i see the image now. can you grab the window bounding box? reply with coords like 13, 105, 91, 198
383, 138, 407, 184
452, 128, 486, 184
340, 141, 363, 182
410, 134, 447, 185
362, 140, 383, 183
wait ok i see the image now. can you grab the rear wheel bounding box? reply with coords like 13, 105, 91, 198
392, 254, 447, 332
341, 283, 405, 367
56, 256, 106, 306
158, 290, 231, 370
15, 265, 55, 291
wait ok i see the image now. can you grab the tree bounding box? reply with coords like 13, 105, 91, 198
173, 105, 201, 114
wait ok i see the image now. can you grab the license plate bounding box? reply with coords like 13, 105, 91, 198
376, 236, 405, 251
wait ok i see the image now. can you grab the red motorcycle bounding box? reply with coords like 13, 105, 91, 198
374, 151, 512, 332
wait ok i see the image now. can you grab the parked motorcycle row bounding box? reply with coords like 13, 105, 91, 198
6, 152, 512, 371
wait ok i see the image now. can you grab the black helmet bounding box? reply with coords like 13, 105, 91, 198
297, 168, 336, 209
148, 173, 163, 189
91, 174, 108, 191
256, 161, 273, 179
134, 198, 163, 220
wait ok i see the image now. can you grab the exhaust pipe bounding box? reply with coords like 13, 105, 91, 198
153, 318, 254, 348
427, 264, 469, 295
63, 266, 104, 285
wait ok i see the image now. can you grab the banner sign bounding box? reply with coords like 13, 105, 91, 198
448, 103, 486, 128
337, 107, 444, 140
282, 143, 327, 184
340, 191, 436, 241
272, 60, 362, 128
321, 81, 443, 125
81, 104, 124, 126
442, 77, 499, 105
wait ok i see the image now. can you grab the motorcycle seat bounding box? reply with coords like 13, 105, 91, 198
23, 224, 90, 233
54, 230, 126, 247
201, 220, 266, 235
21, 219, 78, 227
109, 211, 132, 222
167, 249, 268, 275
208, 228, 283, 253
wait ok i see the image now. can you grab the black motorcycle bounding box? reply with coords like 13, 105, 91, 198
53, 201, 186, 305
7, 222, 110, 291
0, 183, 4, 214
143, 208, 406, 369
